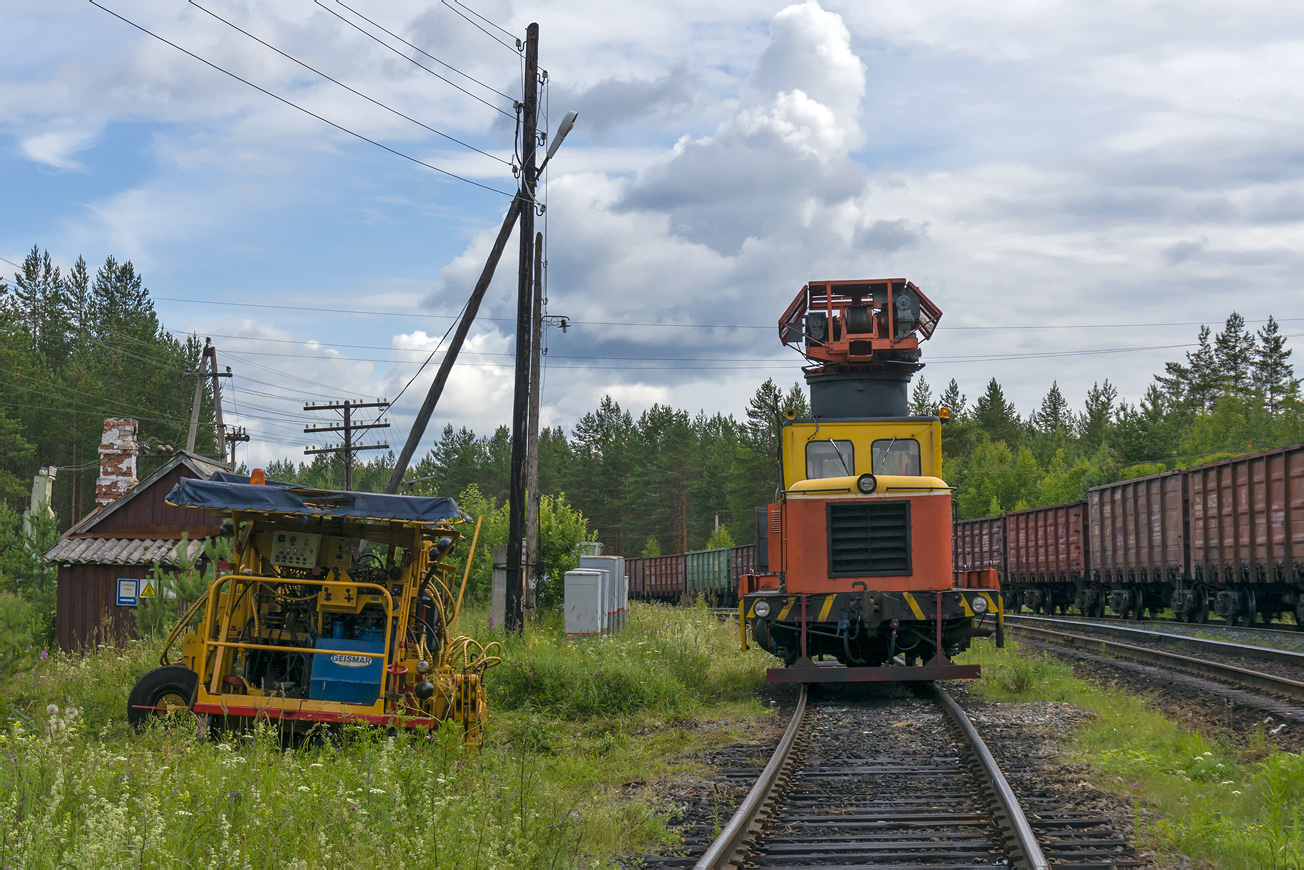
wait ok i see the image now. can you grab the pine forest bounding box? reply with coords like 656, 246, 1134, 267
3, 245, 1303, 569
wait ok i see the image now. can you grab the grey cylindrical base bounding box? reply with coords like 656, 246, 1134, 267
808, 372, 911, 419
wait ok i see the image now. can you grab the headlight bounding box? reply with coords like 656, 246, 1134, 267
972, 596, 988, 614
753, 600, 771, 618
856, 473, 877, 494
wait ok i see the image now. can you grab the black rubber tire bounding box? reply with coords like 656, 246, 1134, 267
127, 665, 199, 731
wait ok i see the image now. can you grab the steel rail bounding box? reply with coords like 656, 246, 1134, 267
694, 684, 807, 870
1005, 615, 1304, 667
932, 685, 1050, 870
1008, 623, 1304, 702
1014, 612, 1303, 642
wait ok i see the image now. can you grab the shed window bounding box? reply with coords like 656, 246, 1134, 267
806, 440, 855, 479
872, 439, 921, 475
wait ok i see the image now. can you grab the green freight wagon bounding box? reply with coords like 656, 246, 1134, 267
685, 547, 734, 605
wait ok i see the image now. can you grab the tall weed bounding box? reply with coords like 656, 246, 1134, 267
489, 601, 765, 719
0, 601, 771, 867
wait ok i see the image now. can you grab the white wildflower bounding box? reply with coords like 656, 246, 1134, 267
369, 788, 386, 795
176, 810, 193, 817
297, 786, 311, 792
45, 704, 58, 716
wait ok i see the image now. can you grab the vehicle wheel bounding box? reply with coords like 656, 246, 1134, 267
1130, 593, 1145, 621
1089, 594, 1105, 619
1194, 589, 1210, 624
1239, 588, 1258, 628
127, 665, 199, 731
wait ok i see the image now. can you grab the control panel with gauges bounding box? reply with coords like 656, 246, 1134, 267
270, 531, 321, 568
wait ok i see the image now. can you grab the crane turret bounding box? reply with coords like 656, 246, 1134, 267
778, 278, 942, 419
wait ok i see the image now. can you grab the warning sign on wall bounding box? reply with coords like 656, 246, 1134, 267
139, 580, 156, 599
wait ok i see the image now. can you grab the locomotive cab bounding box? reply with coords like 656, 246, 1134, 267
740, 278, 1003, 683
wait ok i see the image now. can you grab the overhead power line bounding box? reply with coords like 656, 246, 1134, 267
321, 0, 516, 105
89, 1, 513, 198
189, 0, 512, 163
449, 0, 517, 41
148, 294, 1304, 333
440, 0, 520, 52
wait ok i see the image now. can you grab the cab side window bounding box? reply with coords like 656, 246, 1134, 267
806, 440, 855, 479
872, 439, 921, 475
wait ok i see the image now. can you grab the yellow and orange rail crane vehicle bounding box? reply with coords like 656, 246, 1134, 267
739, 279, 1004, 682
126, 471, 499, 741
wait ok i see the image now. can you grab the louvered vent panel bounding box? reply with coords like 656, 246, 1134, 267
827, 501, 911, 576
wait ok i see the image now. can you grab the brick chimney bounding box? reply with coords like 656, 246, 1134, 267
97, 418, 139, 506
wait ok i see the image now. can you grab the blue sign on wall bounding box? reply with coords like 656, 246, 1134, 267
117, 578, 138, 607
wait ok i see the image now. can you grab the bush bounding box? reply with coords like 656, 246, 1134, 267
135, 534, 232, 638
451, 485, 592, 609
0, 504, 59, 643
0, 591, 40, 678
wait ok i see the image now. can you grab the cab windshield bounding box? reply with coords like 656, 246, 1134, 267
872, 438, 921, 475
806, 440, 854, 479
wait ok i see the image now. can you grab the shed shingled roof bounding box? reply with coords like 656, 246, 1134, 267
63, 452, 230, 538
44, 537, 204, 566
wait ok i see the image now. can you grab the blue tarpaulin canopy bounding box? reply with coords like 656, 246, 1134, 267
165, 476, 467, 524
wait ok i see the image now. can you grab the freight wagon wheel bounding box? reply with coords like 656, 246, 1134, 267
1129, 593, 1145, 622
127, 665, 199, 731
1193, 590, 1210, 624
1089, 594, 1105, 619
1239, 589, 1258, 627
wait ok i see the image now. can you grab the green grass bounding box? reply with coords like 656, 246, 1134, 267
0, 601, 773, 868
958, 638, 1304, 869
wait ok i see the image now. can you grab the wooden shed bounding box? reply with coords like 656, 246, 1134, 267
45, 451, 227, 650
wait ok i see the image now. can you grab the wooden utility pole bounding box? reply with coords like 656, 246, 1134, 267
304, 399, 390, 490
186, 338, 233, 463
227, 426, 250, 466
505, 22, 539, 631
382, 195, 523, 494
524, 231, 544, 613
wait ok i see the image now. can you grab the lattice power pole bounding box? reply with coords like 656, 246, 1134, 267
303, 400, 390, 491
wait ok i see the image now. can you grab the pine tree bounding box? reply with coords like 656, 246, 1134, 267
938, 379, 967, 418
973, 378, 1020, 444
908, 376, 934, 416
1033, 381, 1070, 435
782, 382, 809, 417
1214, 312, 1256, 395
571, 396, 635, 552
65, 256, 92, 348
12, 246, 70, 364
1079, 380, 1117, 449
1157, 325, 1218, 413
1254, 316, 1299, 416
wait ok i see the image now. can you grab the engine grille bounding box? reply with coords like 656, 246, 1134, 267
827, 500, 911, 576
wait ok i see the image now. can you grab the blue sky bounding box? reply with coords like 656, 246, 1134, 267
4, 0, 1304, 467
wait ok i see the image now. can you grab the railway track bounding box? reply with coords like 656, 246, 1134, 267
692, 684, 1139, 869
1009, 612, 1304, 644
1004, 615, 1304, 709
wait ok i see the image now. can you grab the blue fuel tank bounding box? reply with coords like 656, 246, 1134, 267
308, 626, 385, 705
